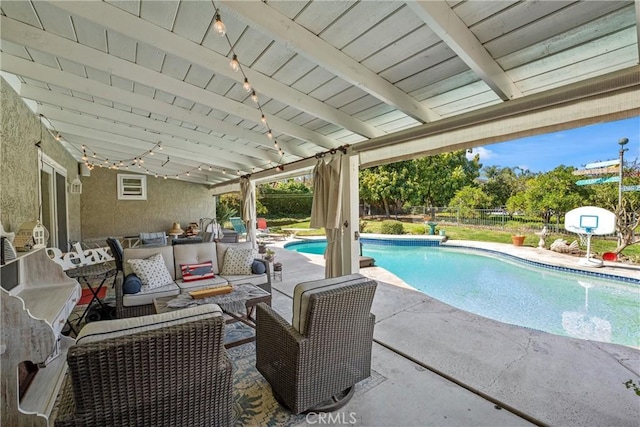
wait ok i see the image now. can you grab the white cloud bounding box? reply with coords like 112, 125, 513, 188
469, 146, 494, 161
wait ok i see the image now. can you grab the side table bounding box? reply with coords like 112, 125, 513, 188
272, 262, 282, 281
65, 262, 117, 327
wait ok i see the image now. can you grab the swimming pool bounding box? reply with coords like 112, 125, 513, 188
286, 239, 640, 348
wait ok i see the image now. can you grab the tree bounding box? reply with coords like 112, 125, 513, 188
411, 150, 482, 208
481, 166, 521, 208
449, 186, 492, 218
359, 162, 415, 217
589, 159, 640, 253
506, 166, 591, 224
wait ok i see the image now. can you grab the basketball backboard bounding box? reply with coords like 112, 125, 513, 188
565, 206, 616, 235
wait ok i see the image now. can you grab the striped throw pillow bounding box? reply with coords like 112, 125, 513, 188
181, 261, 215, 282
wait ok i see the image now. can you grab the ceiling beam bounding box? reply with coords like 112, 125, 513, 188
49, 1, 383, 139
221, 0, 440, 124
36, 105, 261, 172
21, 85, 281, 164
0, 16, 314, 158
45, 122, 231, 181
1, 54, 284, 170
406, 0, 523, 101
60, 133, 228, 182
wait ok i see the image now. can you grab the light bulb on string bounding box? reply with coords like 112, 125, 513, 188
230, 55, 240, 72
267, 130, 273, 139
213, 12, 226, 36
209, 165, 212, 171
251, 91, 258, 104
261, 114, 267, 125
243, 78, 252, 92
198, 166, 202, 171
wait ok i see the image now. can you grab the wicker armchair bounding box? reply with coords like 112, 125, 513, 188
54, 304, 233, 427
255, 274, 377, 414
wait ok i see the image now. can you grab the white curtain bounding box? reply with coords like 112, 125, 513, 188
310, 155, 343, 278
240, 177, 256, 247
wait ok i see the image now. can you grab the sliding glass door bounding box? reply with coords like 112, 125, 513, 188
40, 154, 68, 251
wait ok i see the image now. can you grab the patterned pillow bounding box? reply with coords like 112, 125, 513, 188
221, 248, 257, 275
181, 261, 215, 282
127, 253, 173, 290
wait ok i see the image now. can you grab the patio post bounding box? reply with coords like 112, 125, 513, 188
340, 152, 360, 275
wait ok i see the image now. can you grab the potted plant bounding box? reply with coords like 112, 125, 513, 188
263, 249, 275, 262
511, 232, 526, 246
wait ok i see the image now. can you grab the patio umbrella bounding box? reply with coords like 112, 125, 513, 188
240, 177, 257, 247
310, 155, 343, 278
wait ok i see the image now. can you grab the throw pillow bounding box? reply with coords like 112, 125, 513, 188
122, 273, 142, 294
180, 261, 215, 282
221, 248, 257, 275
127, 253, 173, 290
252, 260, 266, 275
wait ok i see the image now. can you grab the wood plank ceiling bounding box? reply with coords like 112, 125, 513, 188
1, 1, 638, 186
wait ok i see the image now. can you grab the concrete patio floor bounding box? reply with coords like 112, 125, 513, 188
264, 239, 640, 427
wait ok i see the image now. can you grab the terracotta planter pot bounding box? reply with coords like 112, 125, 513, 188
511, 235, 526, 246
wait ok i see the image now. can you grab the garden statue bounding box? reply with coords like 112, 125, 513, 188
535, 226, 549, 249
550, 238, 580, 254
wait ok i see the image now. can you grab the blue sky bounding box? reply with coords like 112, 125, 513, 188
471, 116, 640, 173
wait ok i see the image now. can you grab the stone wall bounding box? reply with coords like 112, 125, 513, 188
80, 167, 215, 239
0, 78, 82, 243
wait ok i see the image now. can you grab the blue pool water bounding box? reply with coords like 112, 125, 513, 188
286, 240, 640, 348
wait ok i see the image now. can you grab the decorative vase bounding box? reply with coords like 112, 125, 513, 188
511, 235, 526, 246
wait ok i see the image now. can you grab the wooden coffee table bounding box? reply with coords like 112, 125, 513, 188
154, 283, 271, 348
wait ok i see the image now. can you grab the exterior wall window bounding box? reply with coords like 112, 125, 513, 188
118, 174, 147, 200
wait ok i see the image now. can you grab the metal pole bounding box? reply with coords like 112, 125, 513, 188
618, 137, 629, 209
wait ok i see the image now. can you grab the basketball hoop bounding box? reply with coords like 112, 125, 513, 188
564, 207, 616, 269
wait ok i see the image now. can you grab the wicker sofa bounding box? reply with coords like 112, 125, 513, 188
116, 241, 270, 318
255, 274, 377, 414
54, 304, 232, 427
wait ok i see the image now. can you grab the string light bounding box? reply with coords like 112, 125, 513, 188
210, 1, 285, 171
213, 12, 226, 36
230, 55, 240, 72
242, 78, 252, 92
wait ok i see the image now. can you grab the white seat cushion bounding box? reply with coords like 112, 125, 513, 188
75, 304, 223, 345
292, 274, 367, 335
176, 275, 228, 291
122, 282, 180, 307
174, 242, 219, 275
221, 273, 267, 287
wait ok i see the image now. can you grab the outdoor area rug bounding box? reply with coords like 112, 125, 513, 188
229, 342, 387, 427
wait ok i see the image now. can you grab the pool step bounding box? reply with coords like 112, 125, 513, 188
359, 256, 375, 268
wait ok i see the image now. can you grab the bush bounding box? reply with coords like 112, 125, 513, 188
380, 220, 404, 234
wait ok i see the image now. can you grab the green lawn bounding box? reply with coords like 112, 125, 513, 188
274, 218, 640, 262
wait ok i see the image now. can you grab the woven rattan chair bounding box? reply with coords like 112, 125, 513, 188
54, 304, 233, 427
255, 274, 377, 414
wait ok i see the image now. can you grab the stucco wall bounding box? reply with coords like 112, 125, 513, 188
80, 167, 215, 239
0, 78, 81, 242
